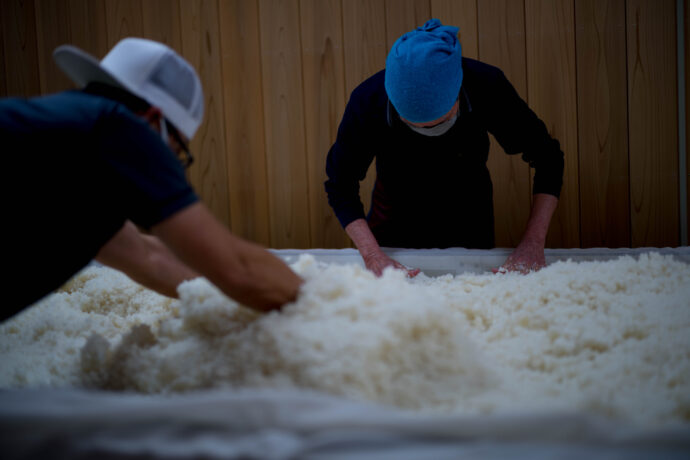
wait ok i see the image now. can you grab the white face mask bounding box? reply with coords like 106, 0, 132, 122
405, 111, 458, 137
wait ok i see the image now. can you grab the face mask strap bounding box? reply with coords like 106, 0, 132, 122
159, 116, 169, 143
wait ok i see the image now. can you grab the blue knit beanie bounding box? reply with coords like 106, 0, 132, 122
385, 19, 463, 123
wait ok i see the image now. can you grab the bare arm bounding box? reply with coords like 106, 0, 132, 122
96, 221, 199, 298
496, 193, 558, 273
152, 203, 302, 312
345, 218, 419, 277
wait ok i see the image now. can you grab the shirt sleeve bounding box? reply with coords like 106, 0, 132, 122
324, 90, 377, 228
95, 105, 199, 229
484, 70, 565, 198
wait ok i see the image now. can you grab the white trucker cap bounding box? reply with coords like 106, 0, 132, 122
53, 38, 204, 139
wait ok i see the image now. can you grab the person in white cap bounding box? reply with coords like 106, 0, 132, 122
1, 38, 302, 320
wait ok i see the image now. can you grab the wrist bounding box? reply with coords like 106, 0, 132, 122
360, 246, 384, 260
521, 231, 545, 245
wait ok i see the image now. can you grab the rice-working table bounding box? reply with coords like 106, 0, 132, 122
1, 247, 689, 459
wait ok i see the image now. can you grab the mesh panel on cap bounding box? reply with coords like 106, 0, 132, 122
149, 53, 196, 111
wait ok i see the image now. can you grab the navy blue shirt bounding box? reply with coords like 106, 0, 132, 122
2, 91, 198, 317
325, 58, 564, 249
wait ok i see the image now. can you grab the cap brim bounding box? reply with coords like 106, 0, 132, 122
53, 45, 124, 90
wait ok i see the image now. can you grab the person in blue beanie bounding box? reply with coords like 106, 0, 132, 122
325, 19, 564, 276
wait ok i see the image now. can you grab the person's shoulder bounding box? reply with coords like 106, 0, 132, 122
462, 57, 505, 82
44, 90, 134, 126
0, 90, 121, 132
350, 69, 386, 101
345, 69, 387, 121
40, 90, 117, 111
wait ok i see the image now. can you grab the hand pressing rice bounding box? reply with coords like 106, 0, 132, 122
1, 253, 689, 428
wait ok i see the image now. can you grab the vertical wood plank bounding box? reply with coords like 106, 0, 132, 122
1, 0, 41, 97
342, 0, 388, 227
259, 0, 311, 248
575, 0, 630, 248
218, 0, 271, 246
525, 0, 580, 248
478, 0, 532, 248
430, 0, 478, 59
342, 0, 388, 95
34, 0, 73, 94
67, 0, 109, 58
104, 0, 144, 47
686, 0, 689, 244
627, 0, 679, 247
0, 2, 7, 98
384, 0, 432, 50
179, 0, 231, 229
141, 0, 183, 51
300, 0, 351, 248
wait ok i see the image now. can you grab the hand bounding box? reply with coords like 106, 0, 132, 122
492, 237, 546, 274
363, 250, 421, 278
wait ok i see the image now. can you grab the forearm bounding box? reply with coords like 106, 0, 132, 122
96, 221, 198, 298
521, 193, 558, 245
345, 218, 382, 257
136, 235, 199, 297
153, 204, 302, 312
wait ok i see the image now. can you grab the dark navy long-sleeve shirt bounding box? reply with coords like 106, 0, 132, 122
324, 58, 564, 249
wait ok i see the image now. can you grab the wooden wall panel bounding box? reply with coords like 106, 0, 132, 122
300, 0, 351, 248
384, 0, 432, 50
104, 0, 144, 47
218, 0, 271, 246
478, 0, 532, 248
342, 0, 388, 224
575, 0, 630, 248
179, 0, 231, 229
430, 0, 478, 59
627, 0, 679, 247
1, 0, 41, 97
141, 0, 183, 51
34, 0, 73, 94
66, 0, 109, 58
686, 0, 689, 244
0, 2, 7, 98
2, 0, 685, 249
525, 0, 580, 248
259, 0, 311, 248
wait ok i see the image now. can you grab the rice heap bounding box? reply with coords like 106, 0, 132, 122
1, 252, 689, 428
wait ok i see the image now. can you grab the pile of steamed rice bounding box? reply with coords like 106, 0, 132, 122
1, 252, 688, 428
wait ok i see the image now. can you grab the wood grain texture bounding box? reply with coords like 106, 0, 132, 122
627, 0, 679, 247
104, 0, 144, 47
686, 0, 689, 244
430, 0, 478, 59
1, 0, 41, 97
34, 0, 73, 94
575, 0, 630, 248
4, 0, 684, 249
525, 0, 580, 248
141, 0, 183, 51
384, 0, 432, 50
342, 0, 388, 227
477, 0, 532, 248
67, 0, 109, 58
259, 0, 311, 248
179, 0, 231, 229
218, 0, 272, 246
300, 0, 351, 248
0, 4, 7, 97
